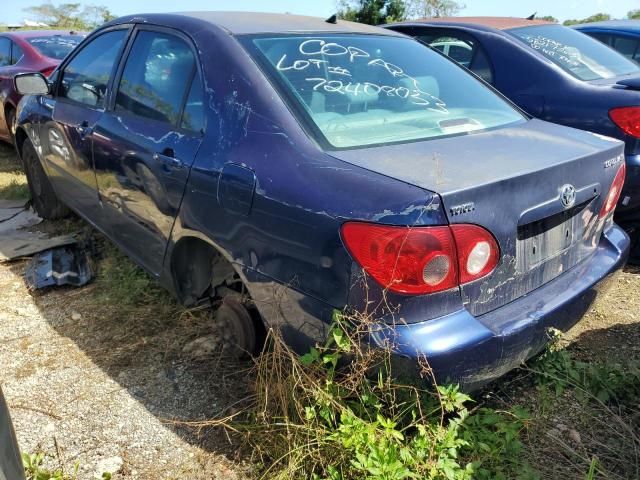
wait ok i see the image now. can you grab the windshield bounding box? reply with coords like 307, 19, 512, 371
509, 25, 639, 81
246, 34, 524, 149
28, 35, 84, 60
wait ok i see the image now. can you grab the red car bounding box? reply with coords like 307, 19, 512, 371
0, 30, 84, 144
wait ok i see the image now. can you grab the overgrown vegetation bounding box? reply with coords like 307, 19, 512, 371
216, 311, 536, 480
0, 173, 30, 200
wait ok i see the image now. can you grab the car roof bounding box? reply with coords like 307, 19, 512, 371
0, 30, 84, 38
573, 20, 640, 32
111, 11, 404, 36
391, 16, 555, 30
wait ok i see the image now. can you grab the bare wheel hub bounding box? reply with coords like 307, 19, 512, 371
216, 298, 256, 357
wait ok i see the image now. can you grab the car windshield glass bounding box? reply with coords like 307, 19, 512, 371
509, 25, 639, 81
28, 35, 83, 60
247, 34, 524, 149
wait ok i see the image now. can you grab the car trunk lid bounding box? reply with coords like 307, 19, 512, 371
329, 119, 624, 317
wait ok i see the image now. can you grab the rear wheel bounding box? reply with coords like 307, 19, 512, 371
22, 138, 69, 219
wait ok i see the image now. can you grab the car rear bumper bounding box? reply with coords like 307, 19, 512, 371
369, 224, 630, 390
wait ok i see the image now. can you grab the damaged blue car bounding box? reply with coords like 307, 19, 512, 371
14, 12, 629, 387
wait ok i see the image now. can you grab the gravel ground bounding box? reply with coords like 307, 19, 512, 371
0, 256, 251, 479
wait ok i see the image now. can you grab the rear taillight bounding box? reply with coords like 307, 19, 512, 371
341, 222, 499, 295
599, 163, 626, 218
40, 66, 56, 78
609, 107, 640, 138
451, 224, 500, 284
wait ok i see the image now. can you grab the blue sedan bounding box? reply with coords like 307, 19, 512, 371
574, 20, 640, 63
385, 17, 640, 258
14, 12, 629, 388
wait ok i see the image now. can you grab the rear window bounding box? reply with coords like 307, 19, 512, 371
245, 34, 524, 149
28, 35, 84, 60
509, 25, 639, 81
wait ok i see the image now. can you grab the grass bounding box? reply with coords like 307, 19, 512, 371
23, 452, 111, 480
0, 171, 29, 201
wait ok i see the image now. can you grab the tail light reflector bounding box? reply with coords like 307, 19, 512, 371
599, 163, 626, 218
341, 222, 499, 295
451, 224, 500, 284
609, 107, 640, 138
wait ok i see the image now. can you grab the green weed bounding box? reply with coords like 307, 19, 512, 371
224, 311, 537, 480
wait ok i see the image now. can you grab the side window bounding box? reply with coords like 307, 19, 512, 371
59, 30, 126, 108
0, 38, 10, 67
612, 36, 640, 61
115, 31, 196, 125
10, 42, 24, 65
588, 33, 613, 46
180, 73, 204, 133
421, 33, 494, 83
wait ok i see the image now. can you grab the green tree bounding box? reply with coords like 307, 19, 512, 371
538, 15, 558, 23
629, 9, 640, 20
23, 2, 116, 29
563, 12, 611, 26
406, 0, 464, 19
81, 5, 116, 28
337, 0, 406, 25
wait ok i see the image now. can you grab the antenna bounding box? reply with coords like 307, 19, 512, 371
326, 13, 337, 24
526, 12, 537, 20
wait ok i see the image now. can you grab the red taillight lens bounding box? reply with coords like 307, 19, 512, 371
40, 66, 55, 78
341, 223, 458, 294
341, 222, 500, 295
609, 107, 640, 138
451, 224, 500, 284
600, 163, 626, 218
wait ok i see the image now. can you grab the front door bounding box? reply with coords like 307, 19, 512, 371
43, 28, 128, 219
93, 27, 205, 275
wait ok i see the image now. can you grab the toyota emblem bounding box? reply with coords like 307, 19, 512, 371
560, 184, 576, 209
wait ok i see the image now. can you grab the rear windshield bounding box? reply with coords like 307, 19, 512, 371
28, 35, 84, 60
509, 25, 640, 81
245, 34, 524, 149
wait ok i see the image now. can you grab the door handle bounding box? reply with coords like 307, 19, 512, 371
153, 151, 182, 169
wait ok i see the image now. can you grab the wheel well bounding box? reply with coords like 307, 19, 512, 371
170, 237, 243, 306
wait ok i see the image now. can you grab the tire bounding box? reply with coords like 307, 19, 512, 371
22, 138, 69, 219
5, 108, 15, 144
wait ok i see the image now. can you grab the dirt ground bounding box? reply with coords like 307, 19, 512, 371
1, 141, 639, 479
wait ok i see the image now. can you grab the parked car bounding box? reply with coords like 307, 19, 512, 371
384, 17, 640, 256
574, 20, 640, 63
14, 12, 629, 388
0, 30, 84, 144
0, 387, 25, 480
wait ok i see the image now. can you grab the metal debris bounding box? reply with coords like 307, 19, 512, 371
24, 245, 93, 290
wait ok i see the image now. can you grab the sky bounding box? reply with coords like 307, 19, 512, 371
2, 0, 639, 25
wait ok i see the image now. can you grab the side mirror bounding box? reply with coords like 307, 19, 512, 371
14, 72, 50, 95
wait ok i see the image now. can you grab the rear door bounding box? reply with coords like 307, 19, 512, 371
93, 26, 204, 275
0, 37, 22, 139
43, 28, 128, 219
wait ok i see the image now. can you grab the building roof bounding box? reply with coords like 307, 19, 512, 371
405, 16, 555, 30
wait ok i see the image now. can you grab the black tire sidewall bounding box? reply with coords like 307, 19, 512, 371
22, 139, 68, 219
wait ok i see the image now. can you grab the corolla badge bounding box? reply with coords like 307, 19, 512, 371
560, 184, 576, 209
